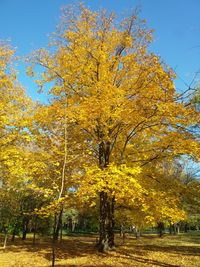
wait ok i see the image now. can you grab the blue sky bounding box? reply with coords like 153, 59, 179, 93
1, 0, 200, 101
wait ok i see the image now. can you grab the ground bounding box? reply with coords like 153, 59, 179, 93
0, 232, 200, 267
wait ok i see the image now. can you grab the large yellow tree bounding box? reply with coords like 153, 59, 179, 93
28, 5, 200, 251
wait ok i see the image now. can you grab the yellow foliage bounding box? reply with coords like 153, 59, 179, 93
26, 5, 200, 225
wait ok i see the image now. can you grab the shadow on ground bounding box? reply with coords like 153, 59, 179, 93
0, 233, 200, 267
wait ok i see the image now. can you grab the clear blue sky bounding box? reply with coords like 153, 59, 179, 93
1, 0, 200, 101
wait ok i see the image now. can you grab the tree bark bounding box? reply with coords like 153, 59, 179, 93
98, 193, 115, 252
52, 214, 57, 267
98, 191, 109, 252
108, 196, 115, 248
51, 207, 63, 267
54, 208, 63, 241
97, 141, 115, 252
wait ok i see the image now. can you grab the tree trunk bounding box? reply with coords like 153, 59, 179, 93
177, 224, 180, 234
11, 223, 17, 242
33, 216, 37, 244
184, 222, 188, 233
22, 217, 29, 240
169, 223, 173, 235
54, 208, 63, 241
98, 192, 115, 252
3, 227, 8, 248
52, 214, 57, 267
3, 232, 8, 249
51, 207, 63, 266
98, 191, 109, 252
108, 196, 115, 248
135, 228, 141, 239
173, 223, 178, 235
97, 141, 115, 252
59, 222, 63, 243
157, 222, 164, 238
120, 225, 125, 243
72, 221, 76, 232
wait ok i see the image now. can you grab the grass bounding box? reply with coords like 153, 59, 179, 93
0, 232, 200, 266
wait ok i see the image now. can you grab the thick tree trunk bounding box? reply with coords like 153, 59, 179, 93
98, 193, 115, 252
97, 141, 115, 252
98, 191, 109, 252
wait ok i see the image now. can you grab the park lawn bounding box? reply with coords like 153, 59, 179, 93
0, 232, 199, 267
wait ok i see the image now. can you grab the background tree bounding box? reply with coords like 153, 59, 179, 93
0, 44, 34, 247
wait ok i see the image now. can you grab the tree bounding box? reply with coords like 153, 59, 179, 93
28, 5, 200, 252
0, 44, 34, 247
